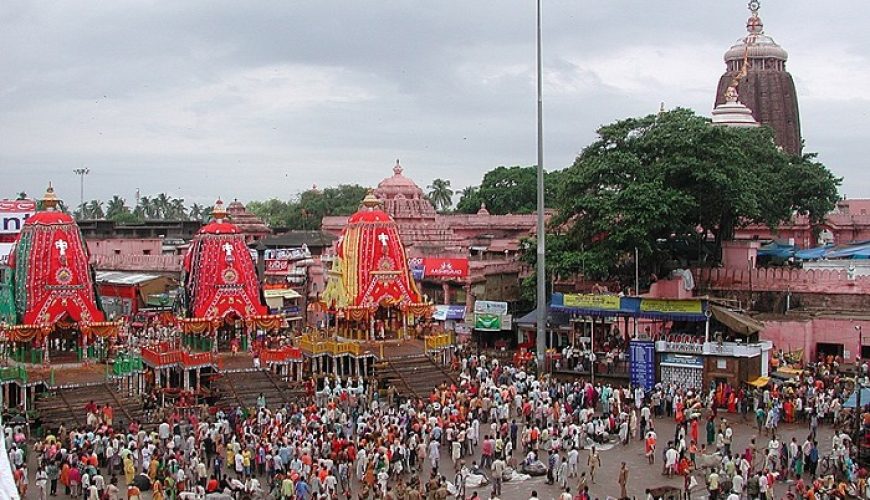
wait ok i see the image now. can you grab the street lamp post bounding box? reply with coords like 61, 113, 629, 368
73, 167, 90, 215
534, 0, 547, 369
855, 325, 865, 443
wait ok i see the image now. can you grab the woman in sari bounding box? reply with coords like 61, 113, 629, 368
123, 455, 136, 484
783, 399, 795, 424
727, 392, 737, 413
706, 416, 716, 445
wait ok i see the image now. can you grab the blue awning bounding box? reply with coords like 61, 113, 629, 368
550, 293, 708, 322
826, 241, 870, 259
795, 244, 834, 260
758, 241, 798, 259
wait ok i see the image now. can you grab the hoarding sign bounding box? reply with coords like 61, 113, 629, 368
629, 340, 656, 390
264, 259, 291, 275
0, 200, 36, 235
640, 299, 703, 314
474, 313, 502, 331
563, 293, 621, 310
423, 258, 469, 279
474, 300, 508, 315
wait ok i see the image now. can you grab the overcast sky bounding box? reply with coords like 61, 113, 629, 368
2, 1, 868, 207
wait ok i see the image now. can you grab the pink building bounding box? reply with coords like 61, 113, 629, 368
735, 199, 870, 248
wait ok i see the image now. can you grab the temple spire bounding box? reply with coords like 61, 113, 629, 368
42, 183, 60, 211
212, 198, 227, 222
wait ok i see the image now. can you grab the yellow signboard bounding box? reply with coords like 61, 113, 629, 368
640, 299, 703, 314
563, 294, 621, 310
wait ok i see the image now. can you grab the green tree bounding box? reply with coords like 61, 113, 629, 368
544, 108, 841, 282
154, 193, 172, 219
426, 178, 454, 211
135, 196, 154, 219
188, 203, 207, 222
455, 186, 484, 214
247, 184, 370, 230
168, 198, 187, 220
105, 195, 130, 221
457, 166, 560, 215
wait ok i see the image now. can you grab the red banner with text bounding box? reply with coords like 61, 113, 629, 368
423, 258, 469, 279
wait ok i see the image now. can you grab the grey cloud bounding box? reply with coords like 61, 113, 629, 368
1, 1, 868, 203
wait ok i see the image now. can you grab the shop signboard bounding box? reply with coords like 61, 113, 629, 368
474, 300, 508, 315
423, 258, 469, 279
640, 299, 703, 314
660, 352, 705, 368
629, 340, 656, 390
0, 199, 36, 235
563, 293, 621, 310
474, 313, 502, 331
408, 257, 424, 281
264, 259, 292, 275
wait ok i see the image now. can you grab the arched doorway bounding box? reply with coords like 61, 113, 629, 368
216, 313, 243, 351
47, 315, 81, 363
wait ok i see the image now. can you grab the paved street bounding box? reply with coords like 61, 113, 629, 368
430, 414, 833, 500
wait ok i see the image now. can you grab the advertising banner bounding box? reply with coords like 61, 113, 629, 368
660, 353, 705, 368
408, 257, 424, 281
423, 258, 469, 279
264, 259, 292, 275
640, 299, 703, 314
563, 293, 621, 310
0, 199, 36, 235
265, 246, 311, 261
629, 340, 656, 390
474, 300, 508, 315
474, 313, 502, 331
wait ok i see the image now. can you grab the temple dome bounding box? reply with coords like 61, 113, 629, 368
225, 198, 271, 241
723, 13, 788, 63
372, 160, 437, 220
712, 87, 760, 127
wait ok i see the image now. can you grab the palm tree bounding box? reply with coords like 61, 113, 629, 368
188, 203, 204, 221
427, 178, 454, 211
105, 195, 129, 220
169, 198, 187, 220
136, 196, 154, 219
86, 199, 105, 219
154, 193, 172, 219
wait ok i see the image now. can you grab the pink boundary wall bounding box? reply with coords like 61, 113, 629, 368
761, 316, 870, 363
693, 267, 870, 294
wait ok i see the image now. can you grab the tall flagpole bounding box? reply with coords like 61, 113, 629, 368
535, 0, 547, 368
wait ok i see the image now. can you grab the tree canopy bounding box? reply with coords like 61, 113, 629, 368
427, 178, 453, 212
247, 184, 369, 230
455, 165, 560, 215
542, 108, 841, 283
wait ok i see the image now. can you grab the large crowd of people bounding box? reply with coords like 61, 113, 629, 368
5, 344, 870, 500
